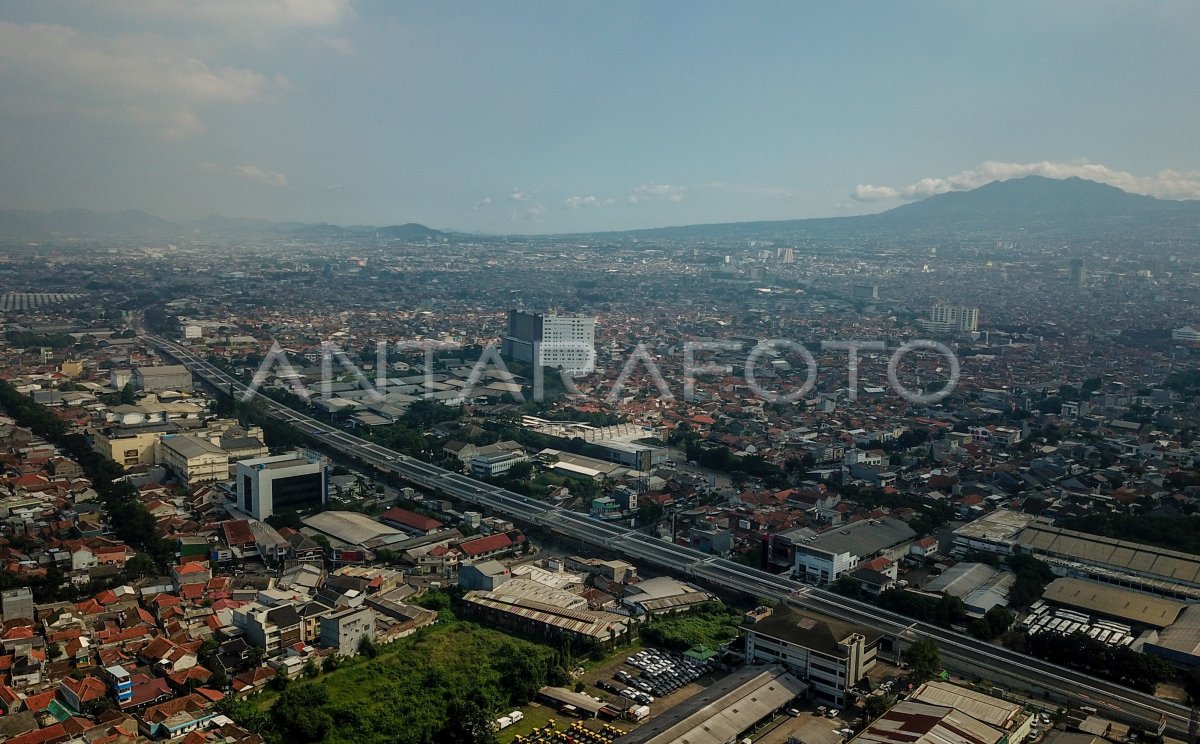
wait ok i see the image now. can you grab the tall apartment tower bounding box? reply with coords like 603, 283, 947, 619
1068, 257, 1087, 284
501, 310, 596, 374
922, 304, 979, 333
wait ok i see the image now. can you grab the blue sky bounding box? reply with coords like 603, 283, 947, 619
1, 1, 1198, 233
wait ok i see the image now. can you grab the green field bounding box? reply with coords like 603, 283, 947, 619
221, 616, 574, 744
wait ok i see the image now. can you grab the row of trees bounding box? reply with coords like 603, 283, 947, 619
1026, 630, 1172, 693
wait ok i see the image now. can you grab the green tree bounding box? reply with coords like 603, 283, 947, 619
864, 693, 895, 720
358, 635, 378, 658
83, 696, 116, 718
1185, 668, 1200, 704
437, 698, 499, 744
637, 500, 665, 526
904, 639, 941, 683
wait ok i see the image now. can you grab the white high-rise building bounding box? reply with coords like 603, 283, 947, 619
502, 310, 596, 374
921, 304, 979, 333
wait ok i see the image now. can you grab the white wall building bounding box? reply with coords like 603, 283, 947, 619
236, 452, 327, 520
502, 310, 596, 374
743, 608, 880, 705
920, 304, 979, 333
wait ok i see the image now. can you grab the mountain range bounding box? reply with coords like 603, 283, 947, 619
0, 176, 1196, 243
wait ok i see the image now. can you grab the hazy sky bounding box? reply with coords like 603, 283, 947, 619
1, 1, 1198, 233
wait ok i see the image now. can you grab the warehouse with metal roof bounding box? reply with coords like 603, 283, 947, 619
1142, 605, 1200, 668
461, 584, 631, 647
1042, 577, 1185, 629
614, 665, 808, 744
1017, 524, 1200, 597
909, 681, 1034, 742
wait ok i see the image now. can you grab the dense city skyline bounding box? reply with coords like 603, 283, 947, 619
1, 1, 1199, 232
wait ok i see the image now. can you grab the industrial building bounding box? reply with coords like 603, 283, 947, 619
620, 576, 713, 616
1142, 605, 1200, 668
614, 665, 808, 744
460, 579, 632, 647
236, 451, 327, 520
1016, 523, 1200, 599
301, 510, 408, 552
924, 562, 1014, 616
793, 517, 916, 584
951, 509, 1038, 557
132, 365, 193, 393
1041, 577, 1184, 630
907, 681, 1034, 744
852, 700, 1006, 744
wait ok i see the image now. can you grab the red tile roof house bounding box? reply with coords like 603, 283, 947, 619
139, 637, 198, 674
58, 675, 108, 713
456, 530, 525, 563
136, 693, 217, 739
379, 507, 444, 535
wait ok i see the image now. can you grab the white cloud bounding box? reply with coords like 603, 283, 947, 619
852, 160, 1200, 202
565, 195, 615, 209
628, 184, 686, 204
851, 184, 900, 202
472, 196, 493, 211
509, 189, 532, 202
314, 35, 356, 55
510, 203, 545, 223
199, 162, 288, 187
0, 21, 288, 138
93, 0, 353, 30
237, 165, 289, 187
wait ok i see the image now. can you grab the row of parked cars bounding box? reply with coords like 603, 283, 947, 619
622, 649, 711, 697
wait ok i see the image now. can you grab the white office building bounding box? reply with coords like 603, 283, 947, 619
236, 452, 327, 520
502, 310, 596, 374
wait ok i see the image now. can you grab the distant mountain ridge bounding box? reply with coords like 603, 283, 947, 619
598, 176, 1200, 241
0, 175, 1196, 242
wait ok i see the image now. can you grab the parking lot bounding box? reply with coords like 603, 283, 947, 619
599, 648, 715, 707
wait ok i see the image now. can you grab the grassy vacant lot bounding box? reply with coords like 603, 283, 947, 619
639, 601, 744, 651
225, 615, 571, 744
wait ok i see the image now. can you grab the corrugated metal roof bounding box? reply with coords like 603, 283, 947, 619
909, 682, 1024, 729
1019, 524, 1200, 588
616, 666, 808, 744
1043, 577, 1184, 629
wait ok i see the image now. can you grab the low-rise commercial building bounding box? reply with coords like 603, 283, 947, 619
743, 607, 882, 705
158, 434, 229, 485
793, 518, 915, 584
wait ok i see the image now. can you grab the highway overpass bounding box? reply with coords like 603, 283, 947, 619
147, 335, 1189, 735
